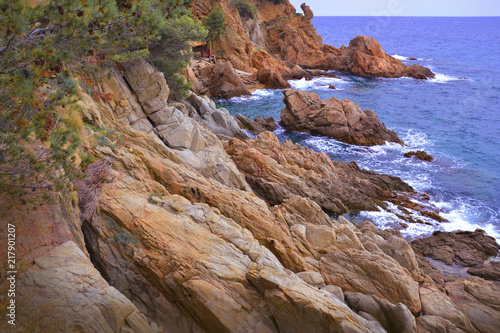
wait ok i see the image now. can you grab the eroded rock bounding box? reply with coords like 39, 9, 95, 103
280, 89, 403, 146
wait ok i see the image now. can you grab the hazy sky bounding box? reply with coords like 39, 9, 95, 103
289, 0, 500, 17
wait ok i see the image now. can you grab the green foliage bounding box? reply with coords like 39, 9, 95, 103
0, 0, 197, 200
232, 0, 258, 19
108, 218, 137, 244
205, 7, 226, 42
150, 15, 207, 100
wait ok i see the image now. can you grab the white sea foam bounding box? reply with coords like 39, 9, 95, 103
228, 88, 276, 103
391, 54, 424, 61
400, 128, 433, 148
429, 73, 461, 83
289, 77, 346, 91
359, 197, 500, 243
392, 54, 409, 61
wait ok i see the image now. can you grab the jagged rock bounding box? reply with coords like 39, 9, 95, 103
254, 116, 276, 131
345, 292, 417, 333
280, 89, 404, 146
359, 221, 420, 275
290, 65, 312, 80
251, 267, 386, 333
251, 50, 292, 88
226, 132, 412, 213
320, 248, 422, 315
333, 36, 435, 79
121, 59, 170, 114
300, 3, 314, 20
411, 230, 500, 280
404, 150, 435, 162
202, 61, 251, 99
445, 277, 500, 333
236, 113, 266, 133
185, 92, 247, 140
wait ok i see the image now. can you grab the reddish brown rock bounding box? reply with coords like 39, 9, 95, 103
405, 150, 435, 162
332, 36, 435, 79
202, 61, 251, 99
280, 89, 403, 146
412, 230, 500, 281
300, 3, 314, 20
225, 132, 413, 214
251, 50, 291, 89
254, 116, 276, 131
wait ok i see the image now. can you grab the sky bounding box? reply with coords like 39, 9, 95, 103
289, 0, 500, 17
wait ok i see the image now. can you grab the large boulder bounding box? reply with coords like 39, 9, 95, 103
251, 50, 292, 89
203, 61, 251, 99
333, 36, 435, 79
280, 89, 403, 146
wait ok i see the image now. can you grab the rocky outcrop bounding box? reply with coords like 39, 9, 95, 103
109, 59, 251, 190
19, 242, 153, 333
198, 60, 251, 99
412, 230, 500, 281
331, 36, 435, 79
225, 131, 412, 213
280, 89, 403, 146
251, 50, 291, 89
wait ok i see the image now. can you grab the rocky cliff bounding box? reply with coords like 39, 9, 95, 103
1, 58, 498, 333
188, 0, 434, 97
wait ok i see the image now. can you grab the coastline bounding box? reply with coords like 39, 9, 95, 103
1, 2, 499, 332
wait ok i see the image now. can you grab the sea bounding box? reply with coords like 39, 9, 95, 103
217, 17, 500, 242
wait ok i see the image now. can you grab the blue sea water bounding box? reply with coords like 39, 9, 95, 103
218, 17, 500, 241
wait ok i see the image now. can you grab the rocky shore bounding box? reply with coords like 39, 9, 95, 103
0, 1, 497, 333
188, 0, 435, 98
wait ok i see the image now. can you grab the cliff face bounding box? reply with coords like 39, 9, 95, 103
1, 59, 498, 333
188, 0, 434, 96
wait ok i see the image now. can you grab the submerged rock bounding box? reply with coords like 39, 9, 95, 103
280, 89, 403, 146
405, 150, 435, 162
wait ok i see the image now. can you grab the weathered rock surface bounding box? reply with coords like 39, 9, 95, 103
199, 60, 251, 99
280, 89, 403, 146
225, 131, 413, 214
183, 91, 248, 140
106, 59, 251, 191
412, 230, 500, 280
19, 241, 153, 333
251, 50, 292, 89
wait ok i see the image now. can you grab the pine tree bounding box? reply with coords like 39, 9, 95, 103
0, 0, 202, 201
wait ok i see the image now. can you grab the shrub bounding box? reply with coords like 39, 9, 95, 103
205, 7, 226, 41
74, 158, 113, 222
232, 0, 258, 19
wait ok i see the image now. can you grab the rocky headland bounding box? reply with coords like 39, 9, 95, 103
0, 1, 498, 333
187, 0, 435, 98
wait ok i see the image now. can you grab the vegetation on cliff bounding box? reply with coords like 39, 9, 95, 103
0, 0, 205, 200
